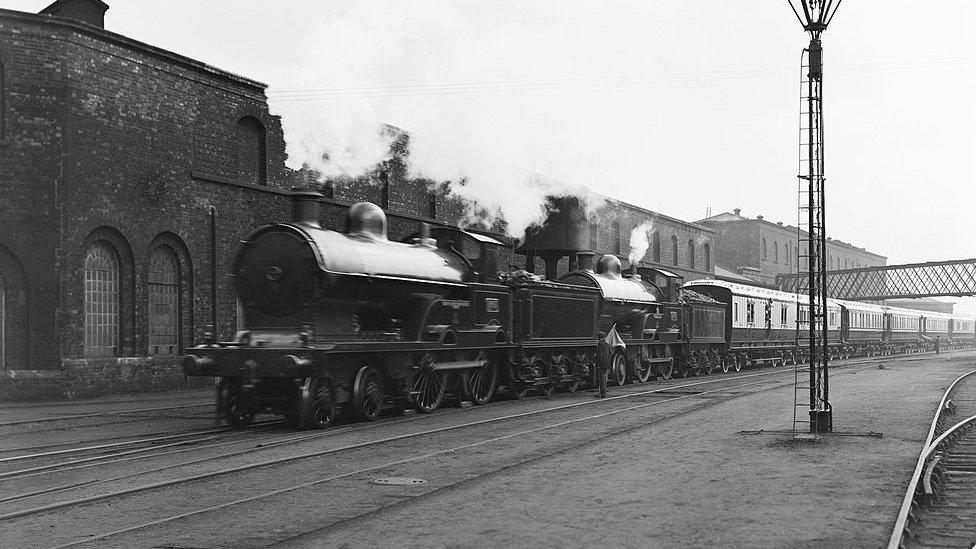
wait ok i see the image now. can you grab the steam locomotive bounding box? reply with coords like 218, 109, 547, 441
182, 191, 724, 429
181, 191, 975, 429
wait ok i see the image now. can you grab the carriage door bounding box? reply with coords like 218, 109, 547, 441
840, 306, 849, 342
764, 299, 772, 339
883, 314, 891, 342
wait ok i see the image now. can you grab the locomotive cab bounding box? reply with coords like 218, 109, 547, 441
403, 225, 511, 284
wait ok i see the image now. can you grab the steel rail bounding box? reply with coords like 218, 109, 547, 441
886, 368, 976, 549
0, 405, 470, 503
0, 402, 213, 428
1, 369, 795, 524
46, 376, 788, 549
1, 350, 910, 484
0, 422, 276, 481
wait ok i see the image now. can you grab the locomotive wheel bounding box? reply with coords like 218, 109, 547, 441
353, 366, 384, 422
461, 352, 498, 406
413, 355, 447, 413
534, 359, 556, 397
512, 382, 529, 400
610, 353, 627, 386
656, 347, 674, 380
733, 354, 744, 372
223, 379, 255, 429
305, 378, 337, 430
634, 357, 653, 383
721, 355, 730, 374
702, 352, 714, 375
789, 351, 798, 365
562, 357, 580, 392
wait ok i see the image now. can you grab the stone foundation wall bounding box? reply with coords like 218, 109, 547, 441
0, 357, 216, 402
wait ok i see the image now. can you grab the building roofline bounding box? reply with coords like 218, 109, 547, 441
698, 211, 887, 260
0, 6, 267, 93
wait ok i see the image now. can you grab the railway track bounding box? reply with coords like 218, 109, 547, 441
0, 353, 911, 549
888, 369, 976, 549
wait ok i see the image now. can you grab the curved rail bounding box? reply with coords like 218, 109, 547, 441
887, 369, 976, 549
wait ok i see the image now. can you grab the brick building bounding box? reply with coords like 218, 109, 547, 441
0, 1, 487, 399
697, 208, 887, 286
0, 0, 716, 400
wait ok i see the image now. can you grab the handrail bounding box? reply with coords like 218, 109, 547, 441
887, 369, 976, 549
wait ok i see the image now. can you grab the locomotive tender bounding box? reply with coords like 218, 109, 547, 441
182, 190, 975, 429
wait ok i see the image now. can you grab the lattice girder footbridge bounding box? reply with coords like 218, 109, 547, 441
776, 259, 976, 301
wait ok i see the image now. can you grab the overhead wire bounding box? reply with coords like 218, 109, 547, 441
266, 53, 976, 102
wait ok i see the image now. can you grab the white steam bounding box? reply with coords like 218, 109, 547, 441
628, 222, 655, 264
271, 1, 636, 236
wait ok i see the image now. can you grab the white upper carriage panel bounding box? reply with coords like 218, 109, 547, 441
684, 279, 802, 331
922, 310, 954, 335
832, 297, 886, 331
881, 304, 923, 333
950, 314, 976, 335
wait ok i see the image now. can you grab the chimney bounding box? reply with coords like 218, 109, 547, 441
40, 0, 109, 29
576, 251, 596, 271
290, 187, 323, 228
733, 208, 741, 216
756, 215, 764, 221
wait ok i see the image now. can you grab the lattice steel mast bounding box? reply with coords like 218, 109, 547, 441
788, 0, 841, 435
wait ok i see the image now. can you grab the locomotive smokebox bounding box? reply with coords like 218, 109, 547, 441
290, 187, 324, 228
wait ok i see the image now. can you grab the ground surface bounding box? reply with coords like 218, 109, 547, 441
1, 352, 974, 549
277, 354, 976, 549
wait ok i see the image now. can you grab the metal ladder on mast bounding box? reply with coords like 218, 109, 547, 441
793, 47, 830, 437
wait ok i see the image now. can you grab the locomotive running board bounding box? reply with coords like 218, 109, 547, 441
422, 358, 489, 371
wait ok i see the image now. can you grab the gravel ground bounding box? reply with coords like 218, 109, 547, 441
275, 354, 976, 549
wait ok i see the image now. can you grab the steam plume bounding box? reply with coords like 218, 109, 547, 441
628, 222, 655, 264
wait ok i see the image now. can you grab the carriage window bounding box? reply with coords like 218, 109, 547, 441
734, 302, 738, 322
781, 304, 787, 326
746, 301, 755, 324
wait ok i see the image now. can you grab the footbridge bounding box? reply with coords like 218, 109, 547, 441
775, 258, 976, 301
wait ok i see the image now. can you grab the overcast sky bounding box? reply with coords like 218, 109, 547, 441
5, 1, 975, 276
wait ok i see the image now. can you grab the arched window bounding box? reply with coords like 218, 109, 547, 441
612, 220, 621, 255
148, 247, 180, 356
773, 242, 778, 263
762, 238, 767, 260
671, 235, 678, 266
84, 242, 119, 357
704, 243, 711, 271
688, 239, 695, 269
651, 231, 661, 262
237, 116, 267, 186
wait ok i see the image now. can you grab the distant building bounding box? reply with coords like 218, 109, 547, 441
697, 209, 887, 287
